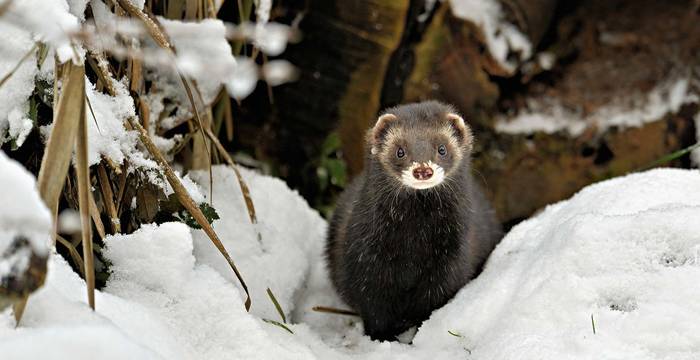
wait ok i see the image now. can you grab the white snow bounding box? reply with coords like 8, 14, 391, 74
2, 162, 700, 359
157, 17, 237, 103
0, 151, 50, 283
449, 0, 532, 74
3, 0, 82, 63
84, 77, 139, 166
248, 22, 293, 57
66, 0, 89, 21
256, 0, 272, 25
189, 166, 327, 321
415, 168, 700, 359
84, 77, 167, 190
262, 59, 297, 87
0, 23, 37, 148
156, 18, 265, 102
496, 77, 697, 136
225, 57, 258, 99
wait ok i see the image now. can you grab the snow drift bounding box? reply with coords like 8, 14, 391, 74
0, 151, 50, 311
1, 160, 699, 359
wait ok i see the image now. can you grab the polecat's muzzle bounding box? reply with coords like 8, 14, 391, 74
401, 161, 446, 189
412, 166, 433, 180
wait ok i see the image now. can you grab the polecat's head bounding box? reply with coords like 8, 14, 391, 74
367, 101, 474, 190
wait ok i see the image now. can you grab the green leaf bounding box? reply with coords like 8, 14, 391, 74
262, 318, 294, 334
28, 96, 38, 124
638, 142, 700, 171
176, 202, 220, 229
326, 159, 347, 187
321, 132, 342, 157
266, 288, 287, 323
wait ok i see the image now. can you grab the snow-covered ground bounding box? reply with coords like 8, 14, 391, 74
1, 153, 699, 359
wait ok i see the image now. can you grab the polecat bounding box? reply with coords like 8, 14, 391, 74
326, 101, 503, 341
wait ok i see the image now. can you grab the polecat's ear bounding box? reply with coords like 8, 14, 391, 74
446, 113, 474, 150
370, 113, 397, 154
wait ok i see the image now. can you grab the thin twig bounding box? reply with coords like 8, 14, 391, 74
128, 116, 252, 310
0, 43, 38, 89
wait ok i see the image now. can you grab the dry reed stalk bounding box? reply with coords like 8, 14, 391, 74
97, 164, 121, 234
88, 190, 107, 240
57, 235, 85, 277
205, 127, 258, 225
127, 116, 252, 310
16, 62, 88, 323
74, 64, 96, 310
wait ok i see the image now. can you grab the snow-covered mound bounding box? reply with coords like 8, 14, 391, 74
1, 165, 699, 359
188, 166, 327, 321
0, 151, 50, 310
415, 168, 700, 359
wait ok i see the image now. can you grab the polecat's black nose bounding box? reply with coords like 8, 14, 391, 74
413, 166, 434, 180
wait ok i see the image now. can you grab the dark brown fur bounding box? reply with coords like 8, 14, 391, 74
325, 101, 502, 341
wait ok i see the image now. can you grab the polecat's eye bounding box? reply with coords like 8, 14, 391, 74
397, 147, 405, 158
438, 144, 447, 156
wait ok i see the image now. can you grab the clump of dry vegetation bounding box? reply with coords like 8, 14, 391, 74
0, 0, 295, 320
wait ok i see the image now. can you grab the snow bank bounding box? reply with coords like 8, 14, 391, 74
0, 151, 51, 277
189, 166, 327, 321
2, 163, 700, 359
415, 168, 700, 359
0, 151, 50, 310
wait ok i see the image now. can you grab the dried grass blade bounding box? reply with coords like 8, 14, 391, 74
85, 94, 101, 133
266, 288, 286, 323
178, 75, 213, 196
0, 43, 37, 89
74, 76, 95, 310
37, 62, 85, 217
127, 116, 252, 310
262, 319, 294, 334
116, 0, 212, 172
129, 58, 143, 92
205, 127, 258, 224
15, 63, 86, 324
223, 97, 234, 141
116, 0, 171, 48
115, 161, 128, 214
88, 189, 107, 240
57, 235, 85, 277
12, 301, 27, 325
311, 306, 359, 316
86, 53, 117, 97
97, 164, 121, 233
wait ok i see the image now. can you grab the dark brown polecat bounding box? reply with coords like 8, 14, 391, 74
325, 101, 503, 341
